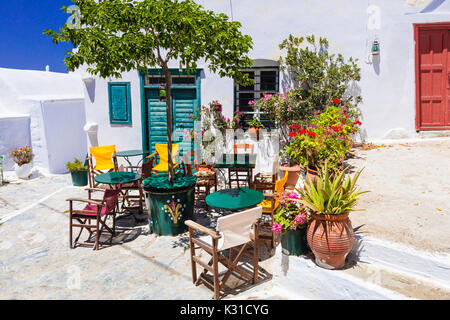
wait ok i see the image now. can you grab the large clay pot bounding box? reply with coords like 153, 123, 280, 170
305, 166, 319, 184
307, 212, 354, 269
14, 162, 32, 180
280, 165, 302, 189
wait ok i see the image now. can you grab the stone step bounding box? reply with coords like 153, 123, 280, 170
343, 235, 450, 299
271, 235, 450, 300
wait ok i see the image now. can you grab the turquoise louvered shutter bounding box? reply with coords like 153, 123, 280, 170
108, 82, 131, 124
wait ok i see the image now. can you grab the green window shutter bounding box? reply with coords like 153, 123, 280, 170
108, 82, 132, 124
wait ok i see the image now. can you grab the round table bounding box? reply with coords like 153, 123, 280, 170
116, 149, 145, 167
94, 171, 141, 186
205, 188, 264, 211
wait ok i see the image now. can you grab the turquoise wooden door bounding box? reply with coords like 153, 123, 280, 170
146, 88, 197, 155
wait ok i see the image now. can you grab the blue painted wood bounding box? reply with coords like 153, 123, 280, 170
108, 82, 131, 124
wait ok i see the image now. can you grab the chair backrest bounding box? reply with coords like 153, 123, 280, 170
89, 145, 116, 171
155, 143, 179, 164
274, 170, 289, 196
182, 150, 199, 175
233, 144, 254, 154
141, 160, 153, 180
102, 182, 122, 215
216, 206, 262, 250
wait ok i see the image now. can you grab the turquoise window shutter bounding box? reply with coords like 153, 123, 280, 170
108, 82, 132, 124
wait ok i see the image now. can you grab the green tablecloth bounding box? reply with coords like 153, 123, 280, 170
116, 149, 144, 158
214, 154, 256, 169
205, 188, 264, 211
94, 171, 141, 185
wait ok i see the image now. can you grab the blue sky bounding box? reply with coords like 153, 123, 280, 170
0, 0, 75, 73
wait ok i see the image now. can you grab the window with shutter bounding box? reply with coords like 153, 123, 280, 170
108, 82, 132, 124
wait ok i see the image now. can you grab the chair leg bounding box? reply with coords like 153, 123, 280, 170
188, 228, 197, 284
212, 249, 220, 300
95, 218, 100, 250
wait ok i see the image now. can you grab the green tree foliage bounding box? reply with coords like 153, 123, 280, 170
278, 34, 362, 117
44, 0, 254, 182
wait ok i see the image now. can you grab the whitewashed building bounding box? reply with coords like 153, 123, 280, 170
0, 68, 86, 173
76, 0, 450, 162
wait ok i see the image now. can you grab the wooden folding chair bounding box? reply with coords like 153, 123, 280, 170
228, 144, 254, 188
118, 160, 153, 212
185, 206, 262, 300
182, 150, 217, 205
67, 182, 122, 250
87, 145, 118, 189
146, 143, 181, 175
255, 171, 288, 250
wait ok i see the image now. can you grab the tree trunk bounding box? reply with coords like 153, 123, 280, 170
162, 63, 174, 183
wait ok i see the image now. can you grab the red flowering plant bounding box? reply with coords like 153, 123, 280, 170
272, 190, 310, 234
284, 105, 361, 172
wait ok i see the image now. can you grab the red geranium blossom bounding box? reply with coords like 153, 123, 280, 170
354, 120, 362, 126
299, 128, 307, 134
307, 131, 316, 138
288, 131, 298, 137
333, 98, 341, 104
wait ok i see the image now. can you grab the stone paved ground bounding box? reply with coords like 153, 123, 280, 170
0, 173, 275, 300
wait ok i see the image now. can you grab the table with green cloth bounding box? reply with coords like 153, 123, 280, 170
214, 153, 257, 188
205, 188, 264, 212
94, 171, 143, 215
116, 149, 146, 168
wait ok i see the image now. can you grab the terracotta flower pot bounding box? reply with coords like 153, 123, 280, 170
307, 212, 354, 269
280, 164, 302, 188
248, 127, 261, 140
305, 166, 319, 184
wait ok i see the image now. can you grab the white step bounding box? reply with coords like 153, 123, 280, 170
272, 235, 450, 299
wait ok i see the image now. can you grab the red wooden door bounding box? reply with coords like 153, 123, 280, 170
415, 23, 450, 131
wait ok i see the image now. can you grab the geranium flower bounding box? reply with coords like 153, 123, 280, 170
248, 100, 255, 106
288, 131, 298, 137
354, 120, 362, 126
287, 192, 299, 199
333, 98, 341, 104
299, 129, 307, 134
272, 223, 282, 234
307, 131, 316, 138
294, 214, 306, 225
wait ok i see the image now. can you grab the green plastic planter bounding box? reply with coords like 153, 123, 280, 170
70, 170, 88, 186
281, 228, 310, 256
142, 173, 197, 236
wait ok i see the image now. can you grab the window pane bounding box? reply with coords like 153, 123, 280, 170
260, 71, 277, 91
172, 76, 196, 85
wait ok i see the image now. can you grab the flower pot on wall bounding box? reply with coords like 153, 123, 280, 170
307, 212, 354, 269
248, 127, 261, 141
281, 228, 309, 256
279, 164, 302, 189
14, 162, 32, 180
70, 170, 88, 186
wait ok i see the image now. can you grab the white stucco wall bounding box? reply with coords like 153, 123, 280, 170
0, 68, 86, 173
78, 0, 450, 161
0, 115, 31, 171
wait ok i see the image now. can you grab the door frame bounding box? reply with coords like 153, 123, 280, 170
414, 22, 450, 131
139, 68, 202, 156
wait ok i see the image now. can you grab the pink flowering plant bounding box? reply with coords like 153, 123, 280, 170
272, 190, 310, 234
11, 145, 34, 166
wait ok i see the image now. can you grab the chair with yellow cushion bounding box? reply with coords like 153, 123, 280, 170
147, 143, 180, 175
87, 145, 118, 189
255, 170, 288, 250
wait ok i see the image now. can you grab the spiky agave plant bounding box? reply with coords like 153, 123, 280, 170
297, 163, 369, 215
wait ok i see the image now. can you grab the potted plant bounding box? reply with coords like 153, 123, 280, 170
285, 105, 361, 182
66, 157, 88, 186
298, 163, 368, 269
11, 145, 34, 179
271, 190, 310, 256
248, 118, 264, 140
